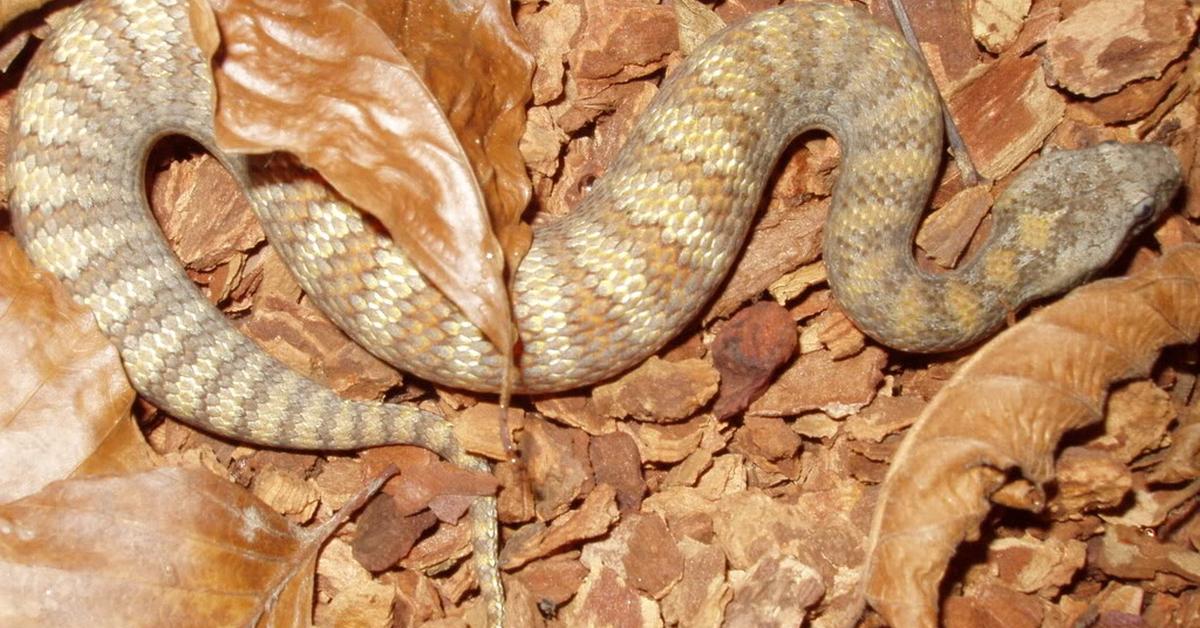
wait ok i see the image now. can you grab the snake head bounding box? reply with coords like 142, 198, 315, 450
999, 141, 1183, 301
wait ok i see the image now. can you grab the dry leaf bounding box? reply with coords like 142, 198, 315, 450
864, 245, 1200, 628
0, 235, 155, 503
0, 466, 327, 626
377, 0, 535, 268
196, 0, 512, 352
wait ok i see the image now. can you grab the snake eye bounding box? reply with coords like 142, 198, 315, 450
1132, 197, 1158, 225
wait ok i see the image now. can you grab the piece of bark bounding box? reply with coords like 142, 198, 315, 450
589, 431, 646, 513
970, 0, 1030, 54
520, 418, 594, 521
660, 537, 729, 626
948, 54, 1066, 181
619, 415, 713, 464
749, 347, 887, 418
1042, 0, 1194, 98
1091, 524, 1200, 582
351, 494, 439, 572
510, 553, 589, 607
621, 513, 686, 599
500, 484, 619, 570
916, 184, 994, 269
943, 584, 1044, 628
535, 393, 613, 435
710, 301, 797, 419
987, 533, 1087, 594
592, 357, 719, 423
805, 305, 866, 359
725, 553, 824, 627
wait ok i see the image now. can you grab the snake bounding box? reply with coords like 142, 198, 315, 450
6, 0, 1182, 622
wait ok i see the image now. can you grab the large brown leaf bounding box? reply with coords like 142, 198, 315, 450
193, 0, 514, 353
0, 235, 156, 504
862, 245, 1200, 628
0, 465, 384, 626
371, 0, 535, 266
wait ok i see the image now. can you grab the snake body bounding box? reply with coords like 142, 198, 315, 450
6, 0, 1182, 621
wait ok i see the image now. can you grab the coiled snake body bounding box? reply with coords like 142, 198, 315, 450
7, 0, 1182, 621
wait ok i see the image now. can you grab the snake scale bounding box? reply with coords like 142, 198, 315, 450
6, 0, 1182, 622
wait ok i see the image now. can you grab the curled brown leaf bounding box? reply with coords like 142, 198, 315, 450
862, 244, 1200, 628
197, 0, 513, 352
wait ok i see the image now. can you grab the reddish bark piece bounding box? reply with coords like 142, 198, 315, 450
1104, 381, 1175, 463
566, 566, 659, 626
969, 0, 1030, 54
521, 418, 594, 521
1092, 524, 1200, 582
352, 494, 439, 572
844, 394, 928, 444
1150, 419, 1200, 484
947, 53, 1066, 180
622, 514, 685, 599
915, 185, 994, 270
589, 432, 646, 513
711, 302, 797, 419
988, 534, 1086, 593
726, 554, 824, 626
568, 0, 678, 92
943, 584, 1044, 628
452, 401, 526, 461
731, 415, 802, 465
500, 484, 619, 570
511, 554, 589, 607
621, 415, 712, 464
250, 463, 319, 522
592, 357, 719, 423
660, 538, 728, 626
518, 0, 582, 105
360, 445, 496, 521
1042, 0, 1194, 98
750, 347, 887, 418
150, 151, 262, 271
868, 0, 982, 87
1049, 447, 1132, 517
810, 305, 866, 359
494, 460, 536, 524
314, 538, 396, 626
1079, 60, 1187, 124
534, 393, 612, 435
